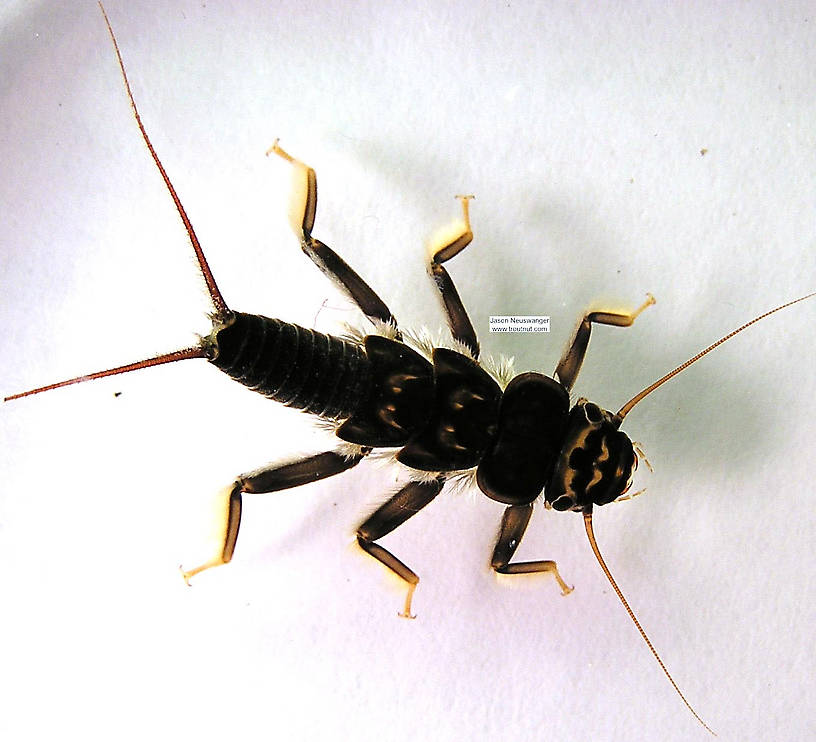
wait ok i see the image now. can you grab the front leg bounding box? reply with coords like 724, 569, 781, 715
491, 504, 573, 595
555, 294, 655, 392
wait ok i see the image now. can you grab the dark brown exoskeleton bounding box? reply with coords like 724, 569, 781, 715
7, 5, 815, 737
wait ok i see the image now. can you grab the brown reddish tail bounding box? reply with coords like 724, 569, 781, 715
5, 6, 236, 404
3, 347, 210, 402
583, 508, 716, 736
97, 3, 230, 319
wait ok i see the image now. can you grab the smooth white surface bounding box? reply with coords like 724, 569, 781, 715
1, 2, 814, 741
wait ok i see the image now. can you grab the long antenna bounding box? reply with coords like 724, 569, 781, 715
98, 2, 230, 318
583, 509, 716, 736
617, 292, 815, 420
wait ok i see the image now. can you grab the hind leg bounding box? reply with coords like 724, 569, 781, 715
181, 448, 369, 582
269, 141, 398, 331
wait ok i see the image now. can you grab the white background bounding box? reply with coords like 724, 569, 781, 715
1, 2, 814, 740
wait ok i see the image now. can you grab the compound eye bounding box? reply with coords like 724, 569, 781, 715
583, 402, 603, 424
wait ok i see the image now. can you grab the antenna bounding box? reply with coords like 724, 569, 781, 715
617, 292, 815, 420
583, 509, 716, 736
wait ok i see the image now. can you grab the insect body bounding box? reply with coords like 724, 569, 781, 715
6, 5, 815, 736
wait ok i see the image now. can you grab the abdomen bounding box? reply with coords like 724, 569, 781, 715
209, 312, 370, 419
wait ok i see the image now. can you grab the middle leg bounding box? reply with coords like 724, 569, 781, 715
429, 195, 480, 358
357, 477, 445, 618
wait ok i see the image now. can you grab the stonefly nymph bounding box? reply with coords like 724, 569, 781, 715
6, 5, 815, 736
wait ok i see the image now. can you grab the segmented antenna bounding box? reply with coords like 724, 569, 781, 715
583, 509, 716, 736
617, 292, 816, 420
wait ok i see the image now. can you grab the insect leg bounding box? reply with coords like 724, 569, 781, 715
429, 195, 479, 358
268, 141, 399, 330
357, 477, 444, 618
180, 449, 369, 583
554, 294, 655, 392
491, 504, 574, 595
